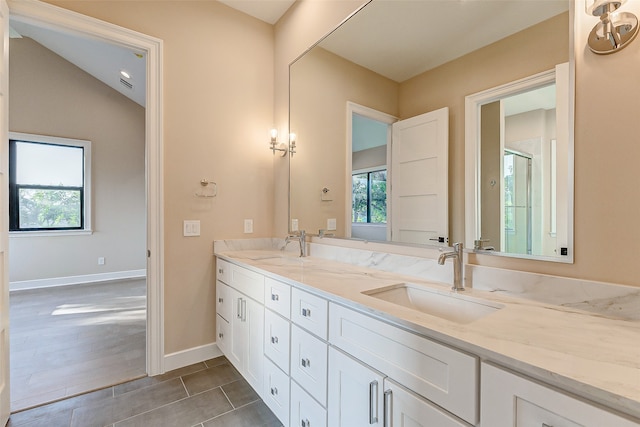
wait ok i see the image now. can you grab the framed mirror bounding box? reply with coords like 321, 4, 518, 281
289, 0, 573, 260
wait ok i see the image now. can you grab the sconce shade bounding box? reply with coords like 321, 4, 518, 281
586, 0, 623, 16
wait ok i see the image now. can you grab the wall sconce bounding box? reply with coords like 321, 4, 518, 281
586, 0, 638, 54
269, 129, 298, 157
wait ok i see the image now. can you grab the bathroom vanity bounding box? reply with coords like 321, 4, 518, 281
213, 240, 640, 427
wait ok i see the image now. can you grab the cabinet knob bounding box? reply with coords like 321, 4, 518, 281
301, 358, 311, 368
218, 268, 223, 274
301, 419, 310, 427
218, 297, 223, 303
271, 336, 279, 344
270, 387, 278, 395
218, 332, 224, 339
301, 308, 311, 317
271, 293, 279, 301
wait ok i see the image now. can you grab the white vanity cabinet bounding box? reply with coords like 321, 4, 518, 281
481, 363, 640, 427
215, 260, 265, 395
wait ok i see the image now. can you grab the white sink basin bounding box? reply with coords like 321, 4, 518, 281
363, 283, 503, 324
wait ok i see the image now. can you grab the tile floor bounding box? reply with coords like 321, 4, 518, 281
10, 280, 147, 411
8, 356, 282, 427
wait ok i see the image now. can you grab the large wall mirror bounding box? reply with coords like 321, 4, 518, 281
289, 0, 574, 261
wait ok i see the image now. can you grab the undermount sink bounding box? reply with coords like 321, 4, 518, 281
363, 283, 503, 324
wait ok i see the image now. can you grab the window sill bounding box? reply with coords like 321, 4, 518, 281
9, 229, 93, 238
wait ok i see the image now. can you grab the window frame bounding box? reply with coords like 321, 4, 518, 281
352, 166, 387, 225
9, 132, 92, 236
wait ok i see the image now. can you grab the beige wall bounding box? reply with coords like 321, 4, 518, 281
289, 47, 397, 235
8, 37, 146, 282
45, 0, 275, 354
480, 102, 500, 251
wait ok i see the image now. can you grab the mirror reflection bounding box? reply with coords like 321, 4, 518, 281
290, 0, 572, 260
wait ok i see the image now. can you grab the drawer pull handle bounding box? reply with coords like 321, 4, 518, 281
271, 293, 279, 301
218, 332, 223, 339
384, 389, 393, 427
271, 336, 279, 344
237, 298, 242, 319
218, 297, 223, 303
241, 299, 247, 322
369, 380, 378, 424
270, 387, 278, 395
301, 358, 311, 368
301, 419, 310, 427
218, 268, 223, 274
542, 424, 553, 427
301, 308, 311, 317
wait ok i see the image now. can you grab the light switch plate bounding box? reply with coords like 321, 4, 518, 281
183, 220, 200, 237
244, 219, 253, 234
327, 218, 337, 231
291, 219, 299, 232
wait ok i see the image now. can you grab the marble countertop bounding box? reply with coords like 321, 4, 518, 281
215, 249, 640, 420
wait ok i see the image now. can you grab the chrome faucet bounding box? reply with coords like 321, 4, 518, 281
283, 230, 307, 257
438, 242, 464, 291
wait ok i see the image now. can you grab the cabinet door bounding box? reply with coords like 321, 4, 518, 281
482, 363, 640, 427
291, 325, 328, 406
228, 288, 264, 393
244, 296, 264, 392
216, 280, 232, 322
291, 380, 327, 427
383, 378, 468, 427
265, 309, 290, 373
328, 347, 384, 427
215, 314, 230, 356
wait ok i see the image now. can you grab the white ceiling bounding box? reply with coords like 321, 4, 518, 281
218, 0, 295, 24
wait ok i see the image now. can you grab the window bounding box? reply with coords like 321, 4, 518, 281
352, 169, 387, 224
9, 133, 91, 233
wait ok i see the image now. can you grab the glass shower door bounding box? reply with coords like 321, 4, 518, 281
504, 151, 532, 255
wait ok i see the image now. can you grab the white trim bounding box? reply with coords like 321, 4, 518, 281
164, 343, 222, 373
10, 269, 146, 291
345, 102, 396, 239
8, 0, 165, 375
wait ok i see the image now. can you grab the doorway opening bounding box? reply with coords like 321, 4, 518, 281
6, 0, 164, 412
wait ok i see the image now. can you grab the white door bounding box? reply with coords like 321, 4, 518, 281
390, 107, 448, 244
328, 347, 385, 427
0, 0, 9, 423
383, 379, 468, 427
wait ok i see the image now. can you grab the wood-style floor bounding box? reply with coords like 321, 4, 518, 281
10, 279, 147, 412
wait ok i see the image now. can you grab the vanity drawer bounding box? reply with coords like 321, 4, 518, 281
291, 288, 328, 339
216, 258, 231, 284
329, 302, 478, 425
231, 264, 264, 303
291, 380, 327, 427
216, 280, 232, 322
481, 363, 640, 427
215, 314, 230, 356
265, 277, 291, 319
291, 324, 328, 406
264, 309, 290, 373
263, 358, 290, 426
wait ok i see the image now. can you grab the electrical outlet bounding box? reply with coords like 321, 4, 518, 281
244, 219, 253, 233
327, 218, 337, 231
183, 220, 200, 237
291, 219, 299, 232
98, 257, 105, 265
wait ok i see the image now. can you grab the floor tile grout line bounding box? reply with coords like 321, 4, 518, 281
180, 376, 190, 397
219, 385, 235, 409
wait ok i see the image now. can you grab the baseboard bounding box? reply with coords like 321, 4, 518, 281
163, 343, 222, 373
9, 269, 147, 292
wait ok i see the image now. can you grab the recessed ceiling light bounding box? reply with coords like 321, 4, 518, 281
120, 70, 131, 79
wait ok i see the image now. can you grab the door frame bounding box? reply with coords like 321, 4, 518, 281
8, 0, 165, 375
345, 102, 396, 239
